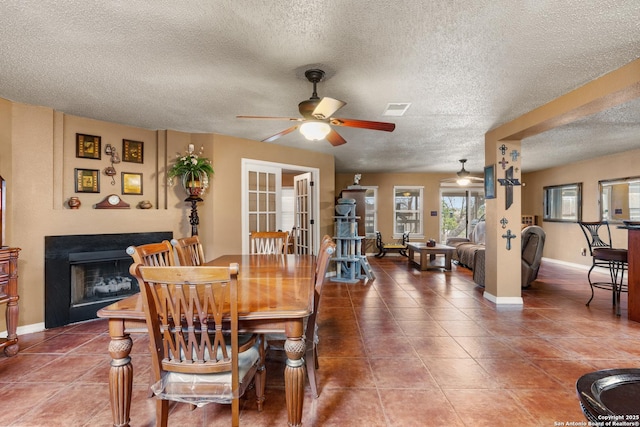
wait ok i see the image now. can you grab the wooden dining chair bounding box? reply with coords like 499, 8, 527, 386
171, 236, 206, 266
266, 236, 336, 398
126, 240, 176, 266
131, 263, 266, 427
249, 231, 289, 254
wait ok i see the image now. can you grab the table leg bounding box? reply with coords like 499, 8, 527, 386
407, 247, 414, 267
420, 251, 428, 270
3, 295, 19, 356
284, 320, 305, 427
107, 319, 133, 427
444, 252, 452, 270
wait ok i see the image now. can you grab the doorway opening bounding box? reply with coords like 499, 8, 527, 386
241, 159, 320, 254
440, 185, 485, 243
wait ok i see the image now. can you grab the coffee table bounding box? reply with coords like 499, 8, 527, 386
406, 242, 455, 271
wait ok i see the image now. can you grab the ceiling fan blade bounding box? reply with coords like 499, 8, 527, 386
311, 97, 346, 120
237, 115, 304, 122
326, 129, 347, 146
262, 125, 299, 143
330, 118, 395, 132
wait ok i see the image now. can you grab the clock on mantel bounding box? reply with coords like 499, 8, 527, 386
94, 194, 130, 209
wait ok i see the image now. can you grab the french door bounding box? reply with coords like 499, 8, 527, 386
242, 160, 319, 254
293, 172, 313, 254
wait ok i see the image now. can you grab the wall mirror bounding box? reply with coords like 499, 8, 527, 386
543, 183, 582, 223
599, 176, 640, 222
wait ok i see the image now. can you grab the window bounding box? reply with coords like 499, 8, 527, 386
393, 186, 423, 238
543, 183, 582, 223
362, 186, 378, 238
281, 187, 295, 232
600, 177, 640, 222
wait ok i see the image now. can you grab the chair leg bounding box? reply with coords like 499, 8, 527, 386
306, 345, 319, 398
375, 249, 385, 258
156, 399, 169, 427
586, 265, 596, 306
231, 397, 240, 427
255, 335, 266, 411
610, 261, 625, 317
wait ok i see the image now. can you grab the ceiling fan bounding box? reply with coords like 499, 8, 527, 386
237, 69, 396, 146
442, 159, 484, 186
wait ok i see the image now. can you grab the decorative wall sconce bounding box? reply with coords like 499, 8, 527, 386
104, 144, 121, 185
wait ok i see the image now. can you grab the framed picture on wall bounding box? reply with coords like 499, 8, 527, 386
484, 164, 496, 199
122, 172, 143, 195
122, 139, 144, 163
75, 168, 100, 193
76, 134, 101, 160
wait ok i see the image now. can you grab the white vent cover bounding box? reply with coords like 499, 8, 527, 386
383, 103, 411, 116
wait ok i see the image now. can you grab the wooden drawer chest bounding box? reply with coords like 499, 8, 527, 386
0, 247, 20, 356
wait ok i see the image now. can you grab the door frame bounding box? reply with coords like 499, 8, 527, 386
241, 158, 320, 254
439, 183, 484, 242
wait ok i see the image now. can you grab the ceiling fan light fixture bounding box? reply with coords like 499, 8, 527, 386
456, 177, 471, 186
300, 121, 331, 140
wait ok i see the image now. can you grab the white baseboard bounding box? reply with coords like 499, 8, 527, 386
0, 322, 45, 338
541, 257, 590, 271
483, 292, 524, 306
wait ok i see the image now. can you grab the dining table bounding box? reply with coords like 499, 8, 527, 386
97, 253, 317, 427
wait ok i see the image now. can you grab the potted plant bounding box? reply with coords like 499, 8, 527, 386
167, 144, 214, 198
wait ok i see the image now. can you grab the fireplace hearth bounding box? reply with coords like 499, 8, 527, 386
45, 231, 172, 328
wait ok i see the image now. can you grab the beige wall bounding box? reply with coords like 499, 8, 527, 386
522, 147, 640, 267
210, 134, 335, 259
0, 99, 335, 331
335, 172, 451, 243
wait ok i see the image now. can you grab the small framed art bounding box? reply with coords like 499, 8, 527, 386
122, 172, 143, 195
484, 164, 496, 199
122, 139, 143, 163
75, 168, 100, 193
76, 133, 101, 159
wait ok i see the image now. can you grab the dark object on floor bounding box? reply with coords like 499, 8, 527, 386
374, 231, 409, 258
576, 368, 640, 421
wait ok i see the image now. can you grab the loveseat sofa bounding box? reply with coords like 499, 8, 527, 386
446, 220, 486, 268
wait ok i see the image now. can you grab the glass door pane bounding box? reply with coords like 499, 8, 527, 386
440, 188, 485, 242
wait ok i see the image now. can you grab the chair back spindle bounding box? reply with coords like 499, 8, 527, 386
249, 231, 289, 254
171, 236, 206, 266
126, 240, 175, 266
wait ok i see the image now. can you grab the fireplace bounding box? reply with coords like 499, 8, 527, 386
45, 231, 172, 328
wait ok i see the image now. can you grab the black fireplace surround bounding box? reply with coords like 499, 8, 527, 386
45, 231, 172, 328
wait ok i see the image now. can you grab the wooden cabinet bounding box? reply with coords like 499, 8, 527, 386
0, 247, 20, 356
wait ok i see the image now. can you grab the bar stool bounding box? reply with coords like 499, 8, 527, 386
578, 221, 628, 316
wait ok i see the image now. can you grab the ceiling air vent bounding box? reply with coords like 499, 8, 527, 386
383, 103, 411, 117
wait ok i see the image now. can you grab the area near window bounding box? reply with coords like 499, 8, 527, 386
543, 182, 582, 223
440, 186, 485, 242
362, 186, 378, 238
600, 177, 640, 222
393, 186, 423, 239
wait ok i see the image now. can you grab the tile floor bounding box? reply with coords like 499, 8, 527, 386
1, 257, 639, 426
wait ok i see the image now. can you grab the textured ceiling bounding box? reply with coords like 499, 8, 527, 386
0, 1, 639, 175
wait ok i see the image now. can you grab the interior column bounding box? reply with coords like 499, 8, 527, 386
483, 138, 523, 305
